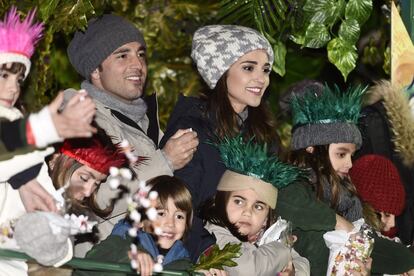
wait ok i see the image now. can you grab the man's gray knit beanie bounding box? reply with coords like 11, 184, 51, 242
67, 14, 146, 79
191, 25, 274, 89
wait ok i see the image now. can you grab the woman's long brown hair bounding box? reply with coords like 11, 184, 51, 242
202, 72, 279, 147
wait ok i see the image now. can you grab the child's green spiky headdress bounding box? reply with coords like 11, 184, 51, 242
216, 135, 306, 208
290, 84, 366, 150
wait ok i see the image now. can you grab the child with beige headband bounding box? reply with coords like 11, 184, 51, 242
203, 136, 310, 276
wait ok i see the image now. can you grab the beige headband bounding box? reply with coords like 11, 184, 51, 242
217, 170, 278, 208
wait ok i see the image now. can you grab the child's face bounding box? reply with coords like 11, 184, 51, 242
380, 212, 395, 232
226, 189, 269, 240
328, 143, 356, 178
69, 165, 106, 200
0, 64, 23, 108
155, 197, 187, 249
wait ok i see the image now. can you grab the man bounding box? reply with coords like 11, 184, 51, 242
66, 14, 198, 255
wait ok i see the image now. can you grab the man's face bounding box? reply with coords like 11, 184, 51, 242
91, 41, 147, 103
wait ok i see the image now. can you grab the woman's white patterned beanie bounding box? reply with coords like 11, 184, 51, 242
191, 25, 274, 89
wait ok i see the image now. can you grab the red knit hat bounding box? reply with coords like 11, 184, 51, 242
60, 134, 128, 175
350, 154, 406, 216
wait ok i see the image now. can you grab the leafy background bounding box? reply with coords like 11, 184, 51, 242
0, 0, 391, 143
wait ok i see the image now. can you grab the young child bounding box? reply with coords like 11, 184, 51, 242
0, 6, 97, 214
74, 175, 226, 276
203, 136, 310, 276
350, 154, 406, 238
284, 84, 414, 275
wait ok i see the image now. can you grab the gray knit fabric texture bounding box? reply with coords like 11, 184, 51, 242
291, 122, 362, 150
191, 25, 274, 89
14, 212, 70, 266
67, 14, 146, 79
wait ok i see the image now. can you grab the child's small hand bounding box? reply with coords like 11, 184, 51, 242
278, 261, 295, 276
197, 268, 228, 276
128, 250, 155, 276
349, 258, 372, 276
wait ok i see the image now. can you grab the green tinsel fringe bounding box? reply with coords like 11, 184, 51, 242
217, 135, 307, 189
291, 84, 367, 126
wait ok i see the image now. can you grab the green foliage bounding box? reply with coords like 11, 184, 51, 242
218, 0, 375, 81
291, 84, 366, 126
216, 135, 307, 189
300, 0, 373, 80
193, 243, 241, 271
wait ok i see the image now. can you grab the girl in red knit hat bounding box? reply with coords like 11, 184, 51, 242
350, 154, 406, 239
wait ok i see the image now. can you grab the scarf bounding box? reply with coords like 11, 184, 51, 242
321, 176, 363, 222
81, 80, 147, 125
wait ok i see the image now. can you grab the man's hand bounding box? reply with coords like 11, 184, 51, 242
162, 128, 199, 170
18, 179, 57, 212
49, 90, 97, 139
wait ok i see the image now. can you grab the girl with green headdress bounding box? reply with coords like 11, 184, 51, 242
203, 136, 310, 276
276, 84, 414, 275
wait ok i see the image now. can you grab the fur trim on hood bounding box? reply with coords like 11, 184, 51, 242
364, 80, 414, 167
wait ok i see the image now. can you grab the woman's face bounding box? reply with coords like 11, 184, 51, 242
226, 50, 271, 114
226, 189, 269, 241
0, 63, 23, 108
328, 143, 356, 178
69, 165, 107, 200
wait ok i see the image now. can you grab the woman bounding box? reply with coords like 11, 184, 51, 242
160, 24, 281, 260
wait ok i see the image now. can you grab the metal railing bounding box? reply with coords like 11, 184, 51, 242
0, 248, 202, 275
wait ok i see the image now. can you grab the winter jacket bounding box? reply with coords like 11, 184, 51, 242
73, 232, 192, 276
0, 105, 54, 184
111, 220, 191, 266
0, 163, 65, 276
159, 95, 228, 261
0, 116, 31, 161
205, 222, 310, 276
277, 181, 414, 275
65, 83, 173, 257
1, 101, 62, 163
356, 80, 414, 245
